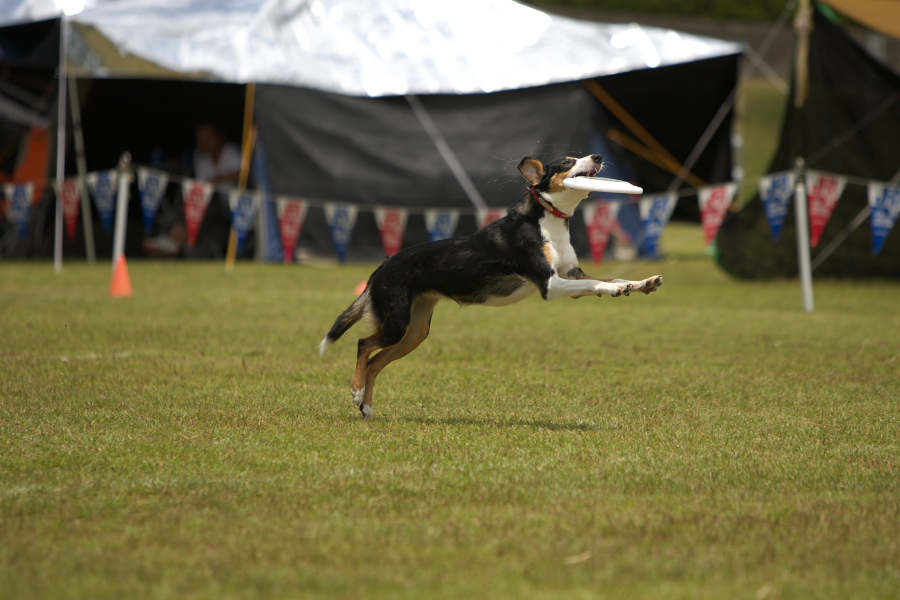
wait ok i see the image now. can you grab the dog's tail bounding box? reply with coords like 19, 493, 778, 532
319, 290, 370, 356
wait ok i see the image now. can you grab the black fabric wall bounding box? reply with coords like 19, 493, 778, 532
717, 6, 900, 279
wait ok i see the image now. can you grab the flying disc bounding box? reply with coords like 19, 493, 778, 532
563, 176, 643, 194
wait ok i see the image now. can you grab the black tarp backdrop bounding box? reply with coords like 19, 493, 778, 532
717, 5, 900, 279
0, 17, 738, 261
255, 53, 738, 260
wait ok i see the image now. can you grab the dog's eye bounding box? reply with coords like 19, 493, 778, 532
561, 160, 575, 169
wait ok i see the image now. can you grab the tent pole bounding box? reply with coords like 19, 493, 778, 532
405, 95, 487, 212
68, 76, 96, 264
794, 157, 814, 313
226, 82, 257, 271
53, 16, 68, 273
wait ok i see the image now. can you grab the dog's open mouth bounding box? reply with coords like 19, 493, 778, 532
570, 165, 601, 178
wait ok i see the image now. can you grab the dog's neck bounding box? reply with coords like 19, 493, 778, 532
531, 187, 588, 219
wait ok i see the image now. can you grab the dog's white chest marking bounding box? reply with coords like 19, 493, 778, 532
539, 215, 577, 275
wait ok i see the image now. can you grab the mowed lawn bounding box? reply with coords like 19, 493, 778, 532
1, 225, 898, 599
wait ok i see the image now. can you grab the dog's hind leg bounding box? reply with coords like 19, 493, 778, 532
352, 333, 382, 408
358, 296, 438, 418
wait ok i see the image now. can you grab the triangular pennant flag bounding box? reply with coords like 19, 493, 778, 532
805, 171, 846, 248
137, 167, 169, 235
181, 179, 213, 247
85, 169, 118, 233
324, 203, 358, 263
581, 199, 620, 265
373, 206, 408, 257
697, 182, 738, 246
424, 209, 459, 242
229, 191, 259, 254
477, 208, 505, 229
639, 193, 677, 258
868, 183, 900, 256
58, 178, 81, 240
276, 196, 307, 263
758, 171, 795, 243
3, 182, 34, 240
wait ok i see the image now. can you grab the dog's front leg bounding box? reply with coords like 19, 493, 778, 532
544, 273, 631, 300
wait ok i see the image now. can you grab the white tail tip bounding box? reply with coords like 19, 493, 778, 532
318, 337, 333, 357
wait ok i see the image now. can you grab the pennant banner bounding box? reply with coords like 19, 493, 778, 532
697, 182, 738, 246
276, 196, 307, 263
868, 183, 900, 256
3, 183, 34, 240
229, 191, 259, 254
138, 167, 169, 235
758, 171, 795, 243
477, 208, 505, 229
58, 178, 81, 240
805, 171, 846, 248
639, 193, 677, 258
424, 209, 459, 242
85, 169, 118, 233
581, 199, 620, 265
182, 179, 213, 247
373, 207, 408, 257
324, 203, 357, 263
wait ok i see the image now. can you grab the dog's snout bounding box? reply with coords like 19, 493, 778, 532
591, 154, 603, 164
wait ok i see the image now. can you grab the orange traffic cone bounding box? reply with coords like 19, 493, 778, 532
110, 255, 133, 297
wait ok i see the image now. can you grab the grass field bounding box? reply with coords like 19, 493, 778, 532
2, 224, 899, 599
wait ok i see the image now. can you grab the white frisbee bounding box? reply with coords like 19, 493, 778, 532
563, 176, 643, 195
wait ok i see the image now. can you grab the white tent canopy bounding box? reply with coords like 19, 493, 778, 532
2, 0, 741, 97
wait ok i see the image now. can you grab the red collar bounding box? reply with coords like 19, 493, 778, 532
530, 187, 570, 219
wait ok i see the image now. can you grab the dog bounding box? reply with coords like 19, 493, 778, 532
319, 153, 663, 418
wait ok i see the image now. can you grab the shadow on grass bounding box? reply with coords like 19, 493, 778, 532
391, 415, 616, 432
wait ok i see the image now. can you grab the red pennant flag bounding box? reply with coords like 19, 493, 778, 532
374, 207, 408, 257
581, 200, 621, 265
477, 208, 505, 228
59, 177, 81, 240
805, 171, 846, 247
698, 183, 737, 246
277, 197, 307, 263
182, 180, 212, 247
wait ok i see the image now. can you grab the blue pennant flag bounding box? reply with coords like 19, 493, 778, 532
324, 203, 358, 263
424, 209, 459, 242
3, 183, 34, 240
229, 191, 258, 253
86, 170, 118, 233
138, 168, 169, 235
638, 193, 677, 258
868, 183, 900, 256
758, 171, 795, 242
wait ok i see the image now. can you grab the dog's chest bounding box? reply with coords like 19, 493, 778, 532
539, 216, 577, 273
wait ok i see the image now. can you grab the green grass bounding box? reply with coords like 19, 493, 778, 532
2, 226, 899, 599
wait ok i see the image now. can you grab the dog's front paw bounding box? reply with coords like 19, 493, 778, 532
637, 275, 663, 294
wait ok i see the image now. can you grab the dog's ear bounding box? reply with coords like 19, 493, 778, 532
517, 157, 545, 187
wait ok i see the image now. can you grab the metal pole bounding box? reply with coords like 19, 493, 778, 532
112, 152, 132, 270
794, 157, 814, 313
68, 76, 97, 263
53, 17, 68, 273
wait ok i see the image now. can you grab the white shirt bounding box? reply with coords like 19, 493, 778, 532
194, 142, 242, 182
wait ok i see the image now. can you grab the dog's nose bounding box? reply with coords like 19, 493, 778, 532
591, 154, 603, 163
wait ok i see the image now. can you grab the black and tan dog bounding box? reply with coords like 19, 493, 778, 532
320, 154, 663, 418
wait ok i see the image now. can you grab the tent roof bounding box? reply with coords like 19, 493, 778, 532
6, 0, 741, 97
820, 0, 900, 40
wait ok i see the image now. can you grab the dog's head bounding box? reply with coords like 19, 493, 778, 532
517, 154, 603, 193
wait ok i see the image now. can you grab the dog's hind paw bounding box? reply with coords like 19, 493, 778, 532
351, 387, 365, 406
601, 280, 632, 297
360, 404, 374, 419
